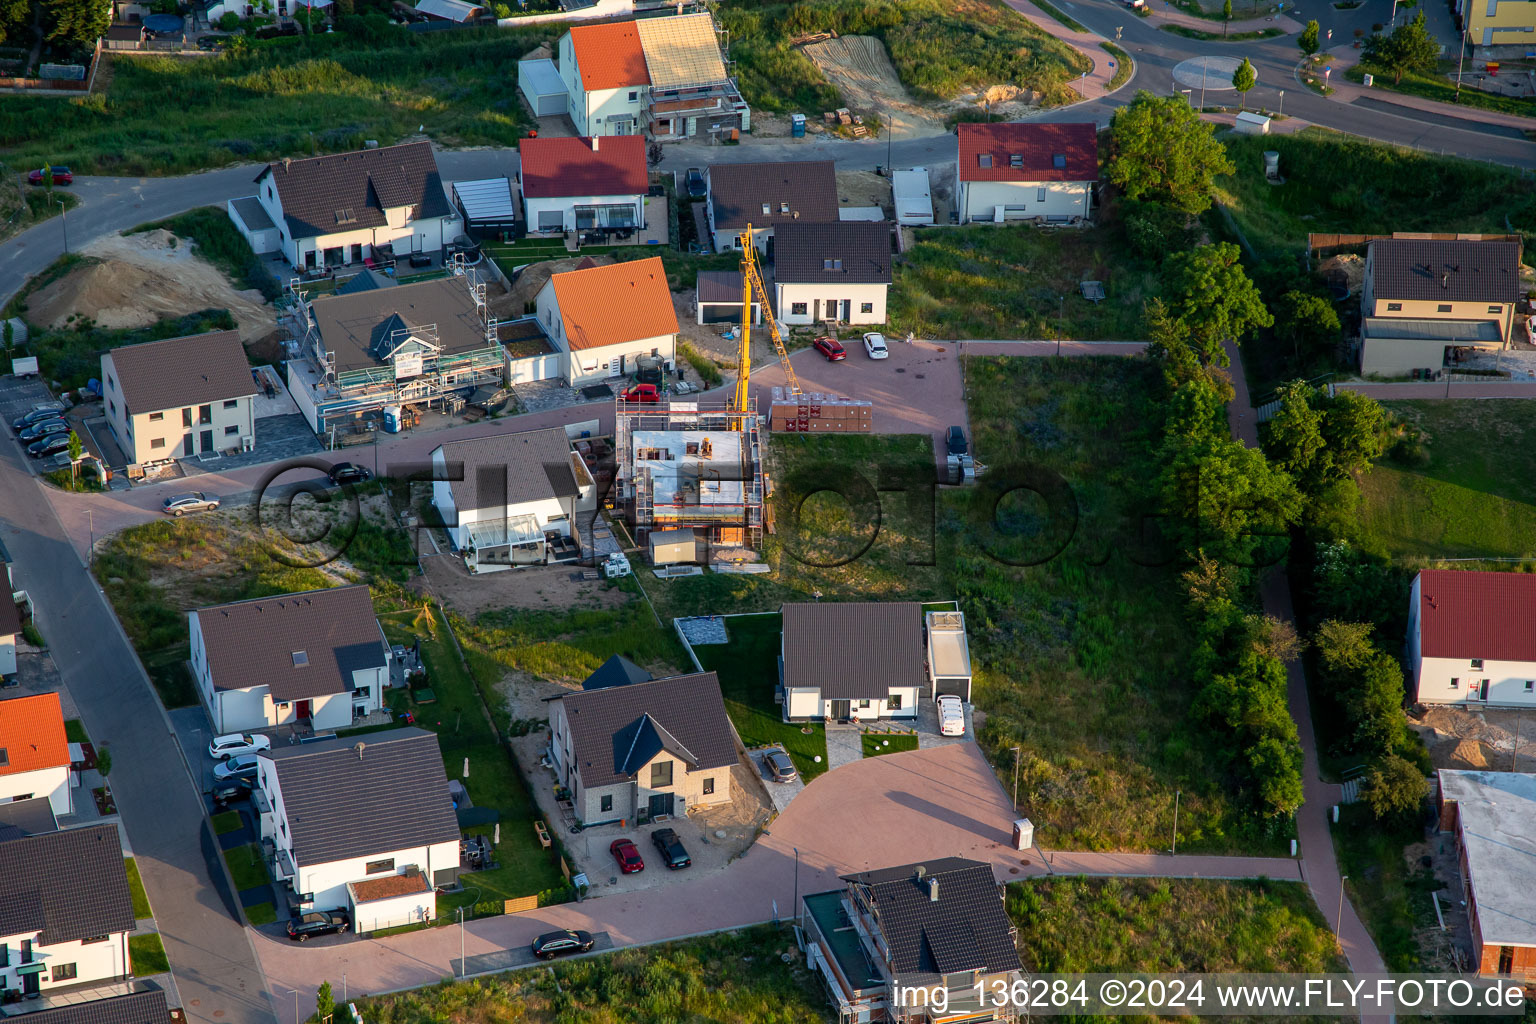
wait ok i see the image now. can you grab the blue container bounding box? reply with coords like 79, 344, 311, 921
790, 113, 806, 138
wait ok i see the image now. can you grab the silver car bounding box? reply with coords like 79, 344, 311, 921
765, 749, 798, 783
162, 492, 220, 517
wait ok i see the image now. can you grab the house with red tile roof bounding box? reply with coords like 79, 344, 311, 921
0, 692, 72, 817
518, 135, 649, 235
1409, 570, 1536, 707
955, 122, 1098, 225
533, 257, 678, 385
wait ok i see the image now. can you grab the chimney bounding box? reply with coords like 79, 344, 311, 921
914, 864, 926, 880
592, 136, 600, 152
1442, 273, 1449, 288
354, 742, 367, 760
927, 877, 940, 902
282, 157, 291, 172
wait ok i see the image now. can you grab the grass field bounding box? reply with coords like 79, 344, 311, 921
129, 933, 170, 976
245, 902, 278, 926
124, 857, 152, 919
1332, 805, 1441, 971
862, 732, 918, 757
211, 810, 244, 836
889, 224, 1155, 341
1160, 24, 1283, 40
223, 842, 271, 891
1345, 58, 1536, 117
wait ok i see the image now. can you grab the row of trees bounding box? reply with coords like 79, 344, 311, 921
0, 0, 110, 52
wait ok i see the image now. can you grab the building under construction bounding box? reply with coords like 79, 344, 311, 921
613, 397, 765, 558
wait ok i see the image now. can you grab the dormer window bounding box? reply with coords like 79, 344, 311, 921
1052, 153, 1066, 169
762, 203, 771, 215
978, 154, 992, 168
780, 202, 789, 213
335, 208, 357, 226
1009, 154, 1022, 168
823, 258, 842, 270
292, 651, 309, 668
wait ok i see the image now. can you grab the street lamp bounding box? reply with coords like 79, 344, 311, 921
1057, 296, 1065, 355
1278, 89, 1285, 117
1171, 790, 1180, 854
792, 846, 800, 922
1336, 876, 1349, 938
1010, 746, 1021, 808
53, 195, 68, 254
457, 907, 466, 978
1200, 61, 1209, 110
286, 990, 300, 1024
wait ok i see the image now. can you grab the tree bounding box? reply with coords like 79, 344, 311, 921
1107, 91, 1236, 215
1161, 243, 1274, 365
1231, 58, 1256, 110
315, 982, 335, 1023
66, 430, 83, 467
1320, 389, 1387, 479
0, 0, 28, 46
1264, 380, 1327, 491
1313, 620, 1407, 757
1274, 289, 1340, 362
1159, 433, 1302, 563
45, 0, 111, 48
1121, 199, 1193, 260
1298, 18, 1320, 54
1364, 11, 1440, 83
1362, 754, 1426, 819
1222, 0, 1232, 34
219, 10, 241, 28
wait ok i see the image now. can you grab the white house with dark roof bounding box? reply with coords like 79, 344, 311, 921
773, 221, 892, 326
4, 990, 169, 1024
1437, 770, 1536, 981
100, 330, 256, 467
1409, 569, 1536, 708
955, 122, 1098, 225
430, 426, 596, 572
229, 141, 460, 272
545, 671, 738, 825
256, 727, 460, 919
780, 602, 925, 722
706, 161, 838, 253
0, 823, 135, 998
188, 584, 389, 733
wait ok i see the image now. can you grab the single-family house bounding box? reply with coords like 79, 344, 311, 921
1437, 770, 1536, 981
773, 221, 892, 327
103, 22, 145, 48
545, 671, 738, 825
229, 141, 461, 272
256, 727, 460, 920
5, 991, 170, 1024
557, 20, 649, 137
1359, 237, 1522, 376
780, 602, 924, 722
429, 426, 597, 572
706, 161, 837, 254
1408, 569, 1536, 708
101, 330, 256, 467
0, 824, 135, 998
188, 584, 390, 733
533, 256, 678, 385
802, 858, 1025, 1024
0, 692, 71, 818
695, 270, 762, 326
519, 135, 649, 235
955, 122, 1098, 225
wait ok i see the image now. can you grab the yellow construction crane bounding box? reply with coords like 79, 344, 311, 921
734, 223, 801, 415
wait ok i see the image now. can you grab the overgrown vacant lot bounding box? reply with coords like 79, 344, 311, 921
0, 24, 551, 175
888, 224, 1156, 341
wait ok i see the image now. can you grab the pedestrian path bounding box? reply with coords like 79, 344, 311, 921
1320, 43, 1536, 128
824, 723, 865, 770
1000, 0, 1129, 99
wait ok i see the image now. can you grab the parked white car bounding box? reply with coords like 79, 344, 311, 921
862, 332, 890, 359
936, 695, 966, 737
208, 733, 273, 760
213, 753, 262, 781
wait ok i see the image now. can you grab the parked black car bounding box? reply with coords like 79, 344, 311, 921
27, 433, 72, 459
531, 928, 594, 960
286, 910, 349, 942
210, 777, 255, 809
945, 425, 968, 457
11, 405, 65, 432
650, 827, 691, 870
19, 419, 68, 443
685, 167, 706, 198
328, 462, 373, 485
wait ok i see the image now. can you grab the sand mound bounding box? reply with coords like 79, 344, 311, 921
1446, 738, 1488, 769
27, 228, 276, 343
505, 253, 615, 314
803, 35, 947, 138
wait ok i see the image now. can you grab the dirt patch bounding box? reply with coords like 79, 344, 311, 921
836, 170, 892, 214
420, 551, 630, 618
505, 253, 615, 314
28, 229, 276, 344
1416, 705, 1536, 772
803, 35, 946, 138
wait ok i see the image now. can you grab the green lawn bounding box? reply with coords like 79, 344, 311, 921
211, 810, 244, 836
692, 613, 830, 780
1159, 23, 1283, 40
223, 843, 271, 891
1346, 58, 1536, 117
65, 718, 90, 744
129, 933, 170, 976
124, 858, 153, 919
862, 733, 918, 757
889, 224, 1157, 340
1331, 805, 1442, 971
245, 902, 278, 927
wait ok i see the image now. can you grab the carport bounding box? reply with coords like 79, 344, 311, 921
695, 270, 761, 325
452, 178, 518, 241
518, 58, 568, 118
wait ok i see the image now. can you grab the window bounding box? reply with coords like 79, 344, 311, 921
151, 438, 166, 450
762, 203, 771, 215
225, 425, 239, 436
1526, 680, 1534, 692
860, 302, 874, 314
977, 154, 992, 168
149, 411, 164, 421
887, 693, 902, 710
780, 202, 790, 214
20, 940, 31, 963
601, 794, 613, 812
82, 935, 109, 945
858, 699, 872, 709
791, 302, 807, 315
1471, 659, 1484, 670
10, 792, 30, 800
107, 376, 114, 391
1386, 303, 1402, 311
50, 963, 77, 982
822, 258, 842, 270
182, 408, 193, 428
108, 400, 115, 415
703, 777, 715, 795
364, 858, 395, 875
0, 942, 6, 967
651, 760, 673, 788
1450, 678, 1460, 690
1052, 153, 1067, 170
628, 90, 638, 101
199, 404, 213, 425
224, 399, 239, 409
1489, 305, 1503, 314
292, 651, 309, 667
1438, 304, 1453, 313
1009, 154, 1023, 168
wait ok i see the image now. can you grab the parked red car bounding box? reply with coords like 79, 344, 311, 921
812, 336, 847, 362
27, 166, 72, 186
610, 838, 645, 874
621, 383, 660, 403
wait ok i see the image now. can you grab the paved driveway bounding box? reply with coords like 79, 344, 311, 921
747, 746, 804, 814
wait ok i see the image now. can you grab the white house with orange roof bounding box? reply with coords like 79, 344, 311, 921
557, 20, 649, 137
0, 692, 72, 818
533, 257, 678, 385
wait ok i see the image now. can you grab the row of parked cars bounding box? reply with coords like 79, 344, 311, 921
10, 403, 76, 459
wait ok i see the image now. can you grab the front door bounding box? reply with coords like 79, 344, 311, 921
182, 434, 194, 457
21, 969, 38, 998
648, 793, 673, 818
296, 699, 312, 720
200, 429, 214, 453
1478, 680, 1490, 702
829, 699, 851, 720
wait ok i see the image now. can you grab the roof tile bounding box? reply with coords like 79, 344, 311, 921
556, 672, 737, 789
519, 136, 648, 199
782, 602, 925, 699
0, 823, 135, 944
432, 425, 580, 514
1369, 238, 1522, 304
957, 122, 1098, 183
106, 330, 254, 415
550, 256, 679, 351
0, 691, 71, 777
256, 141, 451, 241
708, 161, 838, 232
774, 222, 892, 285
6, 992, 169, 1024
568, 20, 649, 91
1417, 569, 1536, 662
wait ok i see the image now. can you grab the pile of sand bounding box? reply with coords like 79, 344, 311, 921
504, 253, 615, 314
803, 36, 948, 138
1445, 737, 1488, 769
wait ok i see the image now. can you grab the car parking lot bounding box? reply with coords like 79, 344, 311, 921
749, 746, 805, 814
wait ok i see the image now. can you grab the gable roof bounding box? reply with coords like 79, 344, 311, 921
106, 330, 254, 415
550, 256, 679, 351
519, 135, 648, 199
8, 992, 169, 1024
774, 222, 892, 285
0, 823, 135, 944
1437, 770, 1536, 947
192, 585, 385, 703
256, 141, 450, 241
582, 653, 654, 691
310, 276, 492, 374
433, 425, 579, 513
1369, 238, 1522, 304
1416, 569, 1536, 662
0, 797, 59, 841
0, 691, 71, 777
336, 268, 399, 296
567, 20, 649, 91
841, 858, 1020, 981
781, 602, 925, 699
634, 13, 727, 91
262, 727, 459, 866
556, 672, 737, 789
957, 122, 1098, 183
708, 161, 838, 232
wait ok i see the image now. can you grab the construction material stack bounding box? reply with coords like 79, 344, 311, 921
768, 387, 872, 433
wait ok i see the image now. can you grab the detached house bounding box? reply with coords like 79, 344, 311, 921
189, 584, 390, 733
1359, 237, 1522, 376
955, 122, 1098, 225
802, 858, 1024, 1024
0, 692, 71, 818
780, 602, 925, 722
707, 161, 838, 254
557, 20, 649, 137
9, 992, 171, 1024
1437, 770, 1536, 981
773, 222, 892, 326
534, 256, 679, 385
257, 727, 460, 927
0, 824, 135, 998
430, 426, 596, 572
101, 330, 256, 466
1408, 570, 1536, 708
229, 141, 461, 272
546, 672, 738, 825
519, 135, 649, 235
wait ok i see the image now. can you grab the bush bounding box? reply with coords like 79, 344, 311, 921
219, 11, 240, 29
1120, 199, 1193, 260
1362, 753, 1427, 820
97, 748, 113, 777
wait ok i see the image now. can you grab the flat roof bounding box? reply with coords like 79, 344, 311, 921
927, 611, 971, 679
1362, 317, 1503, 342
519, 57, 566, 97
231, 195, 275, 231
452, 178, 516, 222
804, 890, 885, 992
1439, 770, 1536, 947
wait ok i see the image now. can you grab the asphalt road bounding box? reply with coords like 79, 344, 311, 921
0, 438, 275, 1024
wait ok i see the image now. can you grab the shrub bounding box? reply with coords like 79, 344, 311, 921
1120, 199, 1193, 260
219, 11, 240, 29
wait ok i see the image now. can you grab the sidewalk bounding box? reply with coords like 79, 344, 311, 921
1318, 43, 1536, 128
1001, 0, 1127, 98
1145, 1, 1302, 34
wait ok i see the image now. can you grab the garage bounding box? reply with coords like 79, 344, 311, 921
347, 872, 436, 935
925, 609, 972, 702
452, 177, 517, 241
228, 196, 280, 255
518, 58, 568, 118
695, 270, 761, 326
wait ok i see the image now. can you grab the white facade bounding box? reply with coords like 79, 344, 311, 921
533, 278, 676, 385
0, 929, 130, 994
430, 449, 587, 551
522, 192, 646, 234
101, 354, 256, 466
0, 764, 70, 818
783, 686, 921, 722
1409, 573, 1536, 708
957, 179, 1092, 224
557, 31, 645, 136
0, 630, 15, 678
250, 174, 460, 272
188, 612, 387, 733
775, 282, 888, 326
348, 882, 436, 933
